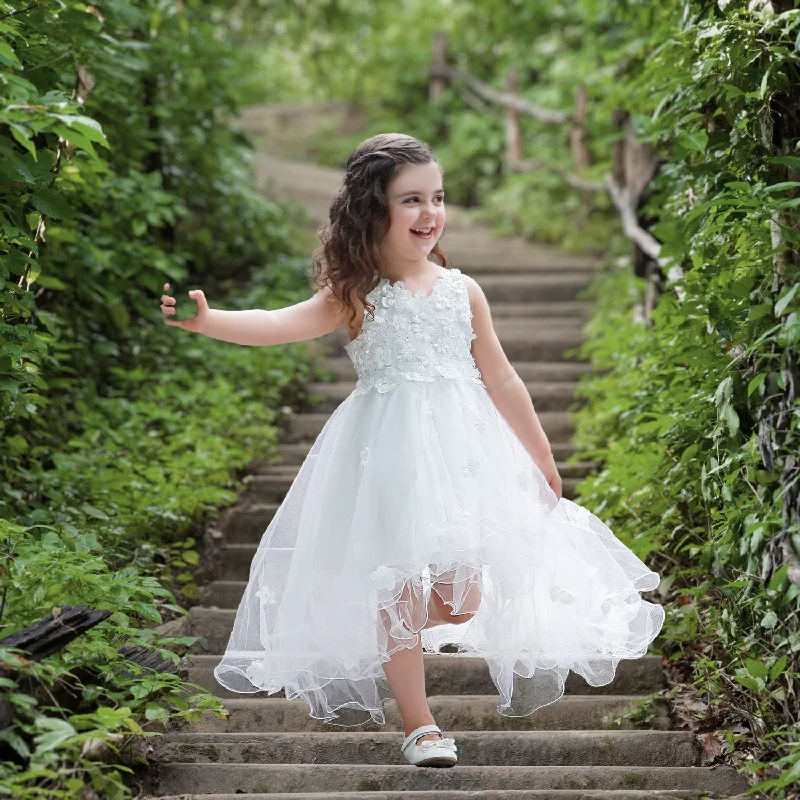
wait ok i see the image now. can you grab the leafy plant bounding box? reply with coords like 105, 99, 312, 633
1, 1, 317, 796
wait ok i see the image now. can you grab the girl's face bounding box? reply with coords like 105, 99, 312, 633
379, 161, 446, 269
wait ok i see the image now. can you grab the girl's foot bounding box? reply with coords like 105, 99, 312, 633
403, 714, 440, 744
400, 723, 457, 767
410, 730, 444, 745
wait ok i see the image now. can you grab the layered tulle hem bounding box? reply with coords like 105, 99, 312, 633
213, 499, 665, 727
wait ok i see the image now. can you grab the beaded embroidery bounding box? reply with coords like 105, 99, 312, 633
344, 267, 483, 395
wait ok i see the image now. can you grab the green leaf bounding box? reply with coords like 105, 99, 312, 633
80, 504, 110, 520
769, 563, 789, 591
52, 114, 109, 147
714, 377, 733, 408
734, 673, 760, 692
33, 718, 77, 754
675, 132, 708, 152
746, 659, 769, 680
775, 283, 799, 316
49, 122, 97, 156
36, 275, 69, 291
721, 404, 739, 436
145, 704, 170, 721
680, 444, 699, 464
0, 728, 30, 758
759, 66, 772, 100
760, 611, 778, 629
765, 181, 800, 193
0, 379, 21, 395
30, 189, 75, 220
769, 655, 787, 682
748, 303, 772, 321
0, 40, 21, 67
747, 373, 766, 398
770, 156, 800, 168
9, 124, 36, 158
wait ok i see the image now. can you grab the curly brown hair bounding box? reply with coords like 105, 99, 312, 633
311, 132, 453, 329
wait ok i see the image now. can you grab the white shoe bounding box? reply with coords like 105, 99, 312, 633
400, 723, 457, 767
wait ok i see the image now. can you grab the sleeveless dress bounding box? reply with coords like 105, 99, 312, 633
213, 266, 665, 726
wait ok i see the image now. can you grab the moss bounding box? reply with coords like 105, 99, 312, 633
621, 771, 649, 790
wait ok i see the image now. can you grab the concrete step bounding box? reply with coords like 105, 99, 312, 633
466, 274, 592, 303
304, 380, 583, 413
313, 358, 594, 383
281, 411, 574, 445
183, 651, 664, 697
152, 729, 697, 767
324, 328, 586, 362
151, 762, 748, 796
172, 695, 670, 734
455, 300, 596, 318
452, 254, 601, 272
149, 792, 710, 800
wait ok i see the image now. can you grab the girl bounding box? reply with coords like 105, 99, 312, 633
159, 133, 664, 768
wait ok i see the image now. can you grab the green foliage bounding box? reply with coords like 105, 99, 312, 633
0, 521, 226, 797
1, 0, 316, 796
562, 6, 800, 794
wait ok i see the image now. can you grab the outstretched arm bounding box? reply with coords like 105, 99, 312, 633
160, 283, 346, 346
463, 275, 562, 497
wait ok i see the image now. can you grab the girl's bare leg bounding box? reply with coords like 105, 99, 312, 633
380, 572, 482, 745
379, 581, 442, 745
381, 635, 443, 744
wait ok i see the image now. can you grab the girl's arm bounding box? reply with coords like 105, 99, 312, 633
160, 283, 347, 345
463, 275, 562, 497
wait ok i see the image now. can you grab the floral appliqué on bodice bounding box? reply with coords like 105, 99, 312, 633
344, 267, 483, 395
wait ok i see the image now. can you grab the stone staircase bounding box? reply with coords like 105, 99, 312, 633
140, 115, 749, 798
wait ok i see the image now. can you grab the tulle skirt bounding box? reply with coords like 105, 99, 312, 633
213, 376, 665, 726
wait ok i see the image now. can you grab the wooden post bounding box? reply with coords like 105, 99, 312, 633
570, 85, 591, 226
569, 85, 591, 170
505, 67, 522, 168
429, 32, 448, 103
610, 109, 627, 191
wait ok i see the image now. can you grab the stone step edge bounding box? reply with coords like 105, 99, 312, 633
148, 792, 701, 800
150, 728, 699, 768
149, 792, 702, 800
180, 694, 664, 706
159, 728, 688, 740
150, 763, 748, 794
183, 653, 663, 668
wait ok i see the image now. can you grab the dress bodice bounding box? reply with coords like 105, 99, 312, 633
344, 267, 484, 395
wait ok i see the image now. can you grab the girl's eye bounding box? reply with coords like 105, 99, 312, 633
405, 196, 445, 203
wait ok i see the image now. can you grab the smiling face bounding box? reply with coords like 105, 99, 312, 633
378, 161, 446, 273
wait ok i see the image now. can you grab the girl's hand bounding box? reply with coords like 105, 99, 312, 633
541, 457, 563, 499
160, 283, 209, 333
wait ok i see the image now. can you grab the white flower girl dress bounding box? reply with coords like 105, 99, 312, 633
214, 266, 665, 725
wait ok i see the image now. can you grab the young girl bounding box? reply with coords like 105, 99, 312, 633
159, 133, 665, 768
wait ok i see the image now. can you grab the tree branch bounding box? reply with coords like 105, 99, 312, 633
432, 64, 572, 124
